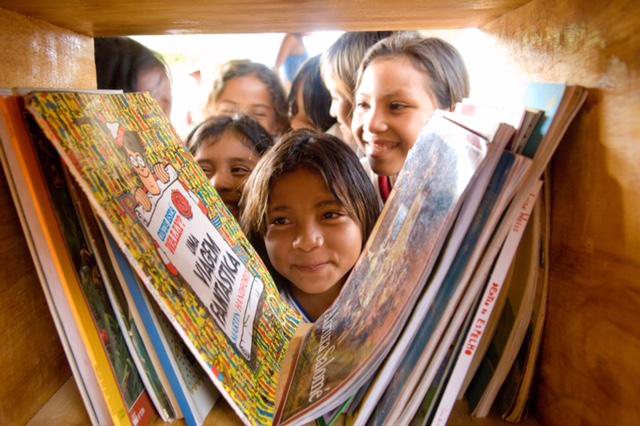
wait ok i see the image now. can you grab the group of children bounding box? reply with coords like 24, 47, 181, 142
96, 31, 470, 324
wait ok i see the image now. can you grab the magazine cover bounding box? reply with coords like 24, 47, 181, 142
25, 92, 300, 425
276, 113, 489, 425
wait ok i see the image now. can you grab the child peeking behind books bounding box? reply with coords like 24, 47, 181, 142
186, 114, 274, 219
241, 130, 381, 322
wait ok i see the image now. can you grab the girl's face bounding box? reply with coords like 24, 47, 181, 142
194, 131, 258, 218
290, 83, 315, 131
353, 56, 437, 178
324, 73, 354, 134
137, 66, 172, 117
265, 167, 363, 299
213, 75, 278, 135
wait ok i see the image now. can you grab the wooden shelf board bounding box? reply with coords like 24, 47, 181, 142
27, 377, 539, 426
0, 0, 530, 36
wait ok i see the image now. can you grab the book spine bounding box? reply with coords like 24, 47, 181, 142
0, 97, 131, 426
430, 181, 542, 426
105, 232, 201, 426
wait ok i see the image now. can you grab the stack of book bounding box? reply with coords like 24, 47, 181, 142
0, 83, 586, 425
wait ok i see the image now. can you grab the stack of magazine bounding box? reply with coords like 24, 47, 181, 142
0, 83, 586, 426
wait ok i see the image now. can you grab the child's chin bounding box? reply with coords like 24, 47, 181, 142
370, 159, 401, 178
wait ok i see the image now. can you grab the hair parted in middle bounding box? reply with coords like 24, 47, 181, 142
185, 114, 274, 157
240, 129, 381, 240
206, 59, 289, 134
356, 33, 470, 110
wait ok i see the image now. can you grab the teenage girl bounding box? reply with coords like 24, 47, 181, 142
186, 114, 274, 219
352, 33, 470, 203
320, 31, 395, 153
204, 60, 289, 136
240, 130, 381, 321
288, 55, 336, 132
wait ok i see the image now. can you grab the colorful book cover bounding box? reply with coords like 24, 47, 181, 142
352, 120, 513, 425
499, 175, 551, 422
28, 110, 155, 426
25, 91, 300, 425
0, 95, 131, 425
0, 101, 111, 426
277, 113, 488, 425
66, 173, 177, 422
365, 152, 520, 426
103, 229, 214, 426
410, 304, 478, 426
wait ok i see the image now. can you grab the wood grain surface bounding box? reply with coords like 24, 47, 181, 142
0, 8, 95, 89
0, 9, 95, 424
0, 1, 529, 36
482, 0, 640, 424
0, 166, 71, 424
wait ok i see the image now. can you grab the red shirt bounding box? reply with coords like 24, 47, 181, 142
378, 175, 392, 203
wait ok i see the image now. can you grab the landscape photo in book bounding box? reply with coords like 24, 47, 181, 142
25, 92, 300, 425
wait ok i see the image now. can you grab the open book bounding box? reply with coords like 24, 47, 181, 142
19, 91, 490, 425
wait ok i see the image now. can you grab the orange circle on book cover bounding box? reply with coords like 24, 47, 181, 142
172, 190, 193, 219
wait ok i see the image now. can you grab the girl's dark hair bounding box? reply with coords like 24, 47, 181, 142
288, 55, 336, 131
356, 33, 469, 109
207, 60, 289, 135
185, 114, 274, 157
241, 129, 381, 240
94, 37, 170, 92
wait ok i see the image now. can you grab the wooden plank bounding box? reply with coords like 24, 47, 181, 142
0, 8, 96, 424
482, 0, 640, 424
449, 399, 539, 426
26, 378, 90, 426
0, 0, 530, 36
0, 165, 71, 424
0, 8, 95, 89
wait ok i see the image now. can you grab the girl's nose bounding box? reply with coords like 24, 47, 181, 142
210, 171, 234, 193
292, 222, 323, 252
366, 106, 388, 134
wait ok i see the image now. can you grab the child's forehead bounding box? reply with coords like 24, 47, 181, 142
199, 130, 257, 154
359, 56, 431, 93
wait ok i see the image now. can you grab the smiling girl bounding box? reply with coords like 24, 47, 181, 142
352, 34, 469, 203
241, 130, 381, 321
205, 60, 289, 136
186, 114, 273, 218
320, 31, 395, 154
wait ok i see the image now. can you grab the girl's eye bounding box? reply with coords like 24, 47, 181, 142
270, 216, 290, 226
390, 102, 408, 111
231, 166, 251, 176
356, 100, 370, 110
198, 164, 214, 178
322, 211, 344, 220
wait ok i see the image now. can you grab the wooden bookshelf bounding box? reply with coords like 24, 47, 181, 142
28, 378, 539, 426
0, 0, 638, 424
